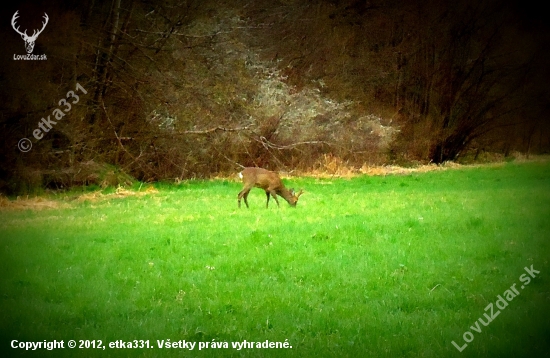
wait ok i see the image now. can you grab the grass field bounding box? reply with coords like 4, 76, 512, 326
1, 161, 549, 357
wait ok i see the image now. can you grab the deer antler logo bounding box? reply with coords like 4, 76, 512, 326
11, 10, 49, 54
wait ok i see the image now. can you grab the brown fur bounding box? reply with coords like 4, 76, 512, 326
238, 167, 303, 208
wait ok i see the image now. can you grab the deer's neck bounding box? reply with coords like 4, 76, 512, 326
277, 187, 294, 203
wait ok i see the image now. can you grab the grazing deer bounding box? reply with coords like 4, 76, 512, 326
238, 167, 303, 208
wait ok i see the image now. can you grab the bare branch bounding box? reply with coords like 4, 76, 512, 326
256, 136, 331, 150
180, 125, 251, 135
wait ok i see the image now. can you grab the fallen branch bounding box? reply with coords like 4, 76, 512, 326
181, 125, 250, 134
257, 136, 331, 150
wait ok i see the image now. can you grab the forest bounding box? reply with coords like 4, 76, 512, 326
1, 0, 549, 194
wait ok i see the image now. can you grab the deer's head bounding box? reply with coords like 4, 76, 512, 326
12, 11, 49, 54
287, 189, 304, 207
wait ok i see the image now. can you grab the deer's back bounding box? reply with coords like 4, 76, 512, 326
241, 167, 282, 190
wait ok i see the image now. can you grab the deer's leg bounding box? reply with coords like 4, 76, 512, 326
265, 191, 270, 208
243, 191, 250, 208
238, 188, 251, 208
237, 190, 243, 208
269, 190, 280, 207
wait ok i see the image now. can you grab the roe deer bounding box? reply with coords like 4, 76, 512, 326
238, 167, 303, 208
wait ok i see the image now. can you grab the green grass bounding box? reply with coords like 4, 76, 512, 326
1, 161, 549, 357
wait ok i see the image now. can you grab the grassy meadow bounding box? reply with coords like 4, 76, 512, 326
1, 161, 549, 357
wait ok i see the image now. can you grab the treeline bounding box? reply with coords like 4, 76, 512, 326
1, 0, 548, 194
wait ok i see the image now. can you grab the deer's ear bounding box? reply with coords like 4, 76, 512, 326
296, 189, 304, 198
289, 188, 295, 195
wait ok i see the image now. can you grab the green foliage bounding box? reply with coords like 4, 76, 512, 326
1, 163, 549, 357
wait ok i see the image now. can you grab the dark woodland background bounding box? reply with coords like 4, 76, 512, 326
1, 0, 549, 194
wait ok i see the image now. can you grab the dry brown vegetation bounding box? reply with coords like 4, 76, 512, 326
0, 185, 158, 211
1, 0, 549, 195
